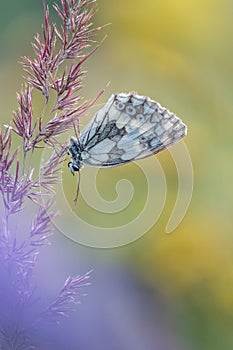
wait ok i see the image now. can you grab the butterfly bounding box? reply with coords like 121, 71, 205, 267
67, 92, 187, 176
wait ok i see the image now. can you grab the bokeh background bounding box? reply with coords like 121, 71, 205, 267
0, 0, 233, 349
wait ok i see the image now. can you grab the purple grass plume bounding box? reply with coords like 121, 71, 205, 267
0, 0, 103, 347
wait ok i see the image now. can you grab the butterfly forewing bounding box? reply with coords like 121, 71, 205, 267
78, 93, 187, 168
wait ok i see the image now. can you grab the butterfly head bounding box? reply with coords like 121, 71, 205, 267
67, 137, 83, 175
68, 161, 81, 175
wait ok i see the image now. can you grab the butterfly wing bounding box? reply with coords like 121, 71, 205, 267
79, 93, 187, 168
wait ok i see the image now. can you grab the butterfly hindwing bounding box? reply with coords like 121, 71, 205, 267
79, 93, 187, 168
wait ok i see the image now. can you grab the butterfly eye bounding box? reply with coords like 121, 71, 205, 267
68, 162, 80, 176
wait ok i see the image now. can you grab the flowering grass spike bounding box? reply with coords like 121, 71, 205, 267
0, 0, 102, 347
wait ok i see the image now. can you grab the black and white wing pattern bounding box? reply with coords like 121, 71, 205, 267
77, 93, 187, 168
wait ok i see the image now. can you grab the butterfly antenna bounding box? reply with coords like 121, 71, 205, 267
73, 170, 81, 210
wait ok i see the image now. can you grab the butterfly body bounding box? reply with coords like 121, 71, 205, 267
67, 92, 187, 174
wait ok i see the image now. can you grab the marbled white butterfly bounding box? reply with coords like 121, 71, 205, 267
67, 92, 187, 175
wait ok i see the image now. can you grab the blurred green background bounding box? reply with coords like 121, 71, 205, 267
0, 0, 233, 349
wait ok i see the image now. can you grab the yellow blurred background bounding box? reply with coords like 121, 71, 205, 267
0, 0, 232, 349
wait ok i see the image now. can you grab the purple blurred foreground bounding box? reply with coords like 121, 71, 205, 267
30, 234, 188, 350
0, 203, 187, 349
